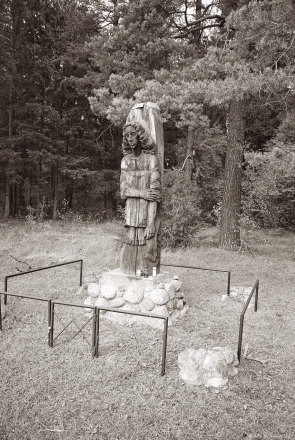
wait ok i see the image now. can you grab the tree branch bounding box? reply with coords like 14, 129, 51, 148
272, 34, 295, 70
174, 23, 224, 39
175, 14, 226, 32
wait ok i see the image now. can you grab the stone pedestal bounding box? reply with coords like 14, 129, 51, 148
82, 269, 188, 329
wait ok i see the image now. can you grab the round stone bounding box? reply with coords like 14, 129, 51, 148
123, 284, 144, 304
109, 297, 125, 308
88, 283, 100, 298
230, 290, 238, 298
165, 282, 176, 299
179, 304, 188, 317
176, 299, 184, 310
153, 305, 169, 318
95, 297, 110, 313
170, 309, 180, 321
149, 288, 169, 305
84, 296, 96, 312
128, 303, 141, 313
171, 279, 182, 292
122, 303, 133, 311
140, 298, 155, 312
144, 290, 150, 299
204, 377, 228, 389
117, 285, 126, 297
166, 300, 174, 311
100, 283, 118, 300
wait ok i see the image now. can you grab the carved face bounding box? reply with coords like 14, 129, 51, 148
124, 126, 139, 149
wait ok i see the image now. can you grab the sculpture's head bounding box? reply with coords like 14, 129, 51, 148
122, 122, 155, 155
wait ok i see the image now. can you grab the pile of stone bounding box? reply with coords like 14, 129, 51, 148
178, 346, 239, 391
80, 269, 188, 329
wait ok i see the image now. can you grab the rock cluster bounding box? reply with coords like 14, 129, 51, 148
81, 272, 188, 329
178, 346, 239, 391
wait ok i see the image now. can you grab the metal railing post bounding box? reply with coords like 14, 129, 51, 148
161, 318, 168, 376
237, 315, 244, 362
92, 307, 97, 357
0, 293, 2, 331
237, 279, 259, 363
255, 280, 259, 312
49, 302, 55, 348
227, 271, 231, 296
4, 277, 8, 305
80, 260, 83, 286
48, 300, 52, 347
95, 308, 99, 358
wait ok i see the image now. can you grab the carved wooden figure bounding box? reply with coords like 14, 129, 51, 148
120, 122, 162, 276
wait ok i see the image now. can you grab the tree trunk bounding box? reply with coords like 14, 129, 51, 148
11, 181, 16, 217
184, 127, 194, 182
36, 156, 42, 216
52, 163, 58, 220
4, 174, 10, 219
65, 179, 73, 209
219, 98, 245, 250
4, 74, 13, 220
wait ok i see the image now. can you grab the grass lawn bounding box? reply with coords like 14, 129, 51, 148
0, 220, 294, 440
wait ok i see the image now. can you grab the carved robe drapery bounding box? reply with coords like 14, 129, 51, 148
120, 152, 161, 274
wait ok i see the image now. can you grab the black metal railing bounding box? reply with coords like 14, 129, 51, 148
237, 280, 259, 362
0, 291, 51, 332
4, 259, 83, 305
49, 300, 169, 376
161, 263, 231, 296
48, 301, 96, 355
0, 291, 168, 376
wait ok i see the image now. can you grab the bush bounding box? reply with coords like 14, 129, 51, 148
161, 170, 202, 248
243, 151, 295, 228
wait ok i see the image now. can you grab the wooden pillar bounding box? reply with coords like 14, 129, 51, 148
126, 102, 164, 183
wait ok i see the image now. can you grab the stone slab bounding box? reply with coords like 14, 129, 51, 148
100, 268, 167, 288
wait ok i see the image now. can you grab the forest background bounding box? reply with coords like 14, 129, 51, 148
1, 0, 295, 250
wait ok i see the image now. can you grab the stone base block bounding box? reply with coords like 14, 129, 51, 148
100, 268, 167, 288
82, 268, 188, 329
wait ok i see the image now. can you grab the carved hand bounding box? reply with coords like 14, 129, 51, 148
140, 189, 159, 201
145, 223, 155, 239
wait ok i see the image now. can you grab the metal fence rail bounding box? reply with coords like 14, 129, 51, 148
161, 263, 231, 296
4, 259, 83, 305
0, 291, 169, 376
48, 301, 97, 355
49, 300, 169, 376
237, 279, 259, 362
0, 291, 51, 332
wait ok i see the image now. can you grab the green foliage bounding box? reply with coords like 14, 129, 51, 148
56, 199, 83, 223
161, 170, 202, 248
243, 149, 295, 228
